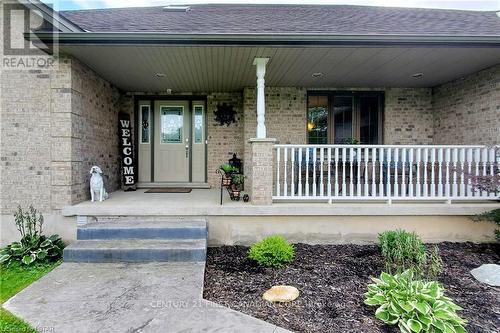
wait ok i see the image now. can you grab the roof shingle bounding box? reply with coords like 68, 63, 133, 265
60, 4, 500, 36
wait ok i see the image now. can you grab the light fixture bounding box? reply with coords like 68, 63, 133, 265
155, 73, 166, 78
411, 72, 424, 79
307, 122, 315, 131
312, 72, 324, 78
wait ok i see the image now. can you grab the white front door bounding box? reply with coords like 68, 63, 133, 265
154, 101, 190, 182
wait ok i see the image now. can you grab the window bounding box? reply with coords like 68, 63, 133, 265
140, 105, 150, 144
307, 92, 383, 144
160, 106, 184, 144
360, 95, 380, 145
333, 96, 353, 144
193, 105, 204, 144
307, 95, 328, 144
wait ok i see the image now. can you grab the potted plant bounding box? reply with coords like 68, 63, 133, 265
219, 163, 236, 187
230, 174, 246, 200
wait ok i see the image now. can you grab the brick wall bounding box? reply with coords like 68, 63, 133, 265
384, 88, 434, 145
243, 87, 307, 182
207, 92, 244, 187
0, 54, 122, 214
433, 64, 500, 145
1, 67, 54, 212
70, 60, 122, 203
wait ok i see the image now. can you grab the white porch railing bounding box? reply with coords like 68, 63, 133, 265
273, 144, 499, 203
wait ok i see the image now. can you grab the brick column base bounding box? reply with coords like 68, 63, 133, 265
249, 138, 277, 205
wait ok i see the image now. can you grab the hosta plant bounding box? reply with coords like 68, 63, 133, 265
248, 235, 295, 268
365, 270, 467, 333
0, 206, 65, 266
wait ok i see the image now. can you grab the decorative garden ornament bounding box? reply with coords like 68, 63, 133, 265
89, 166, 109, 202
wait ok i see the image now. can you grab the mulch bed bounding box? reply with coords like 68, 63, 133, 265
203, 242, 500, 333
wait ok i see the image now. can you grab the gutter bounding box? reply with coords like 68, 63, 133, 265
28, 32, 500, 47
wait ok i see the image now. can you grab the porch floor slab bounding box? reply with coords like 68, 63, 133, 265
62, 189, 500, 217
4, 262, 287, 333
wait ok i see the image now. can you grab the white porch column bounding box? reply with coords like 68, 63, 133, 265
253, 57, 269, 138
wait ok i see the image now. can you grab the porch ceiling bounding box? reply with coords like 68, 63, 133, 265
60, 45, 500, 92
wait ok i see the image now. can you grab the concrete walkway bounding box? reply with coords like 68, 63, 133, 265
4, 263, 290, 333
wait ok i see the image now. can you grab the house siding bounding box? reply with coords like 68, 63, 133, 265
433, 64, 500, 145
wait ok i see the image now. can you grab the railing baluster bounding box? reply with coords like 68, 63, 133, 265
438, 148, 443, 197
283, 147, 288, 197
481, 148, 488, 198
357, 147, 362, 197
423, 148, 428, 197
430, 148, 436, 197
474, 148, 480, 198
466, 148, 473, 197
276, 147, 281, 196
349, 147, 354, 196
394, 148, 399, 198
379, 147, 384, 197
416, 148, 421, 197
452, 148, 458, 198
327, 148, 332, 199
291, 147, 295, 197
489, 147, 496, 198
298, 148, 302, 197
445, 148, 451, 198
320, 148, 324, 197
364, 147, 369, 197
313, 148, 317, 197
371, 148, 376, 197
459, 148, 465, 198
334, 148, 339, 197
386, 148, 392, 199
305, 148, 310, 197
401, 148, 406, 198
408, 148, 414, 197
342, 148, 347, 197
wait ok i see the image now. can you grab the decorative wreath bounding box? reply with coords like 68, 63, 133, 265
214, 103, 236, 126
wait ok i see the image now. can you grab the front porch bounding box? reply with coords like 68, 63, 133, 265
62, 188, 500, 217
61, 189, 499, 245
45, 41, 500, 206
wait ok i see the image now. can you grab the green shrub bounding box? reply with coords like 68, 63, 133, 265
248, 235, 295, 268
0, 206, 64, 266
379, 230, 427, 277
365, 270, 467, 333
427, 246, 444, 281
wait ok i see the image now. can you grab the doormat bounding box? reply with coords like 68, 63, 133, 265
145, 188, 192, 193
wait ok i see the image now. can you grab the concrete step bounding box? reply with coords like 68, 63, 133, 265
63, 239, 206, 263
77, 220, 207, 240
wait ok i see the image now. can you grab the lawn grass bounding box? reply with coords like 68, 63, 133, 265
0, 261, 60, 333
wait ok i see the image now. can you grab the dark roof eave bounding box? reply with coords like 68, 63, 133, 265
28, 32, 500, 47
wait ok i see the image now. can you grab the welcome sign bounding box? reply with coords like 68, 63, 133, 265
119, 112, 136, 191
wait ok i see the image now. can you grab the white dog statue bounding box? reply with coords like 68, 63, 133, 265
89, 166, 109, 202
